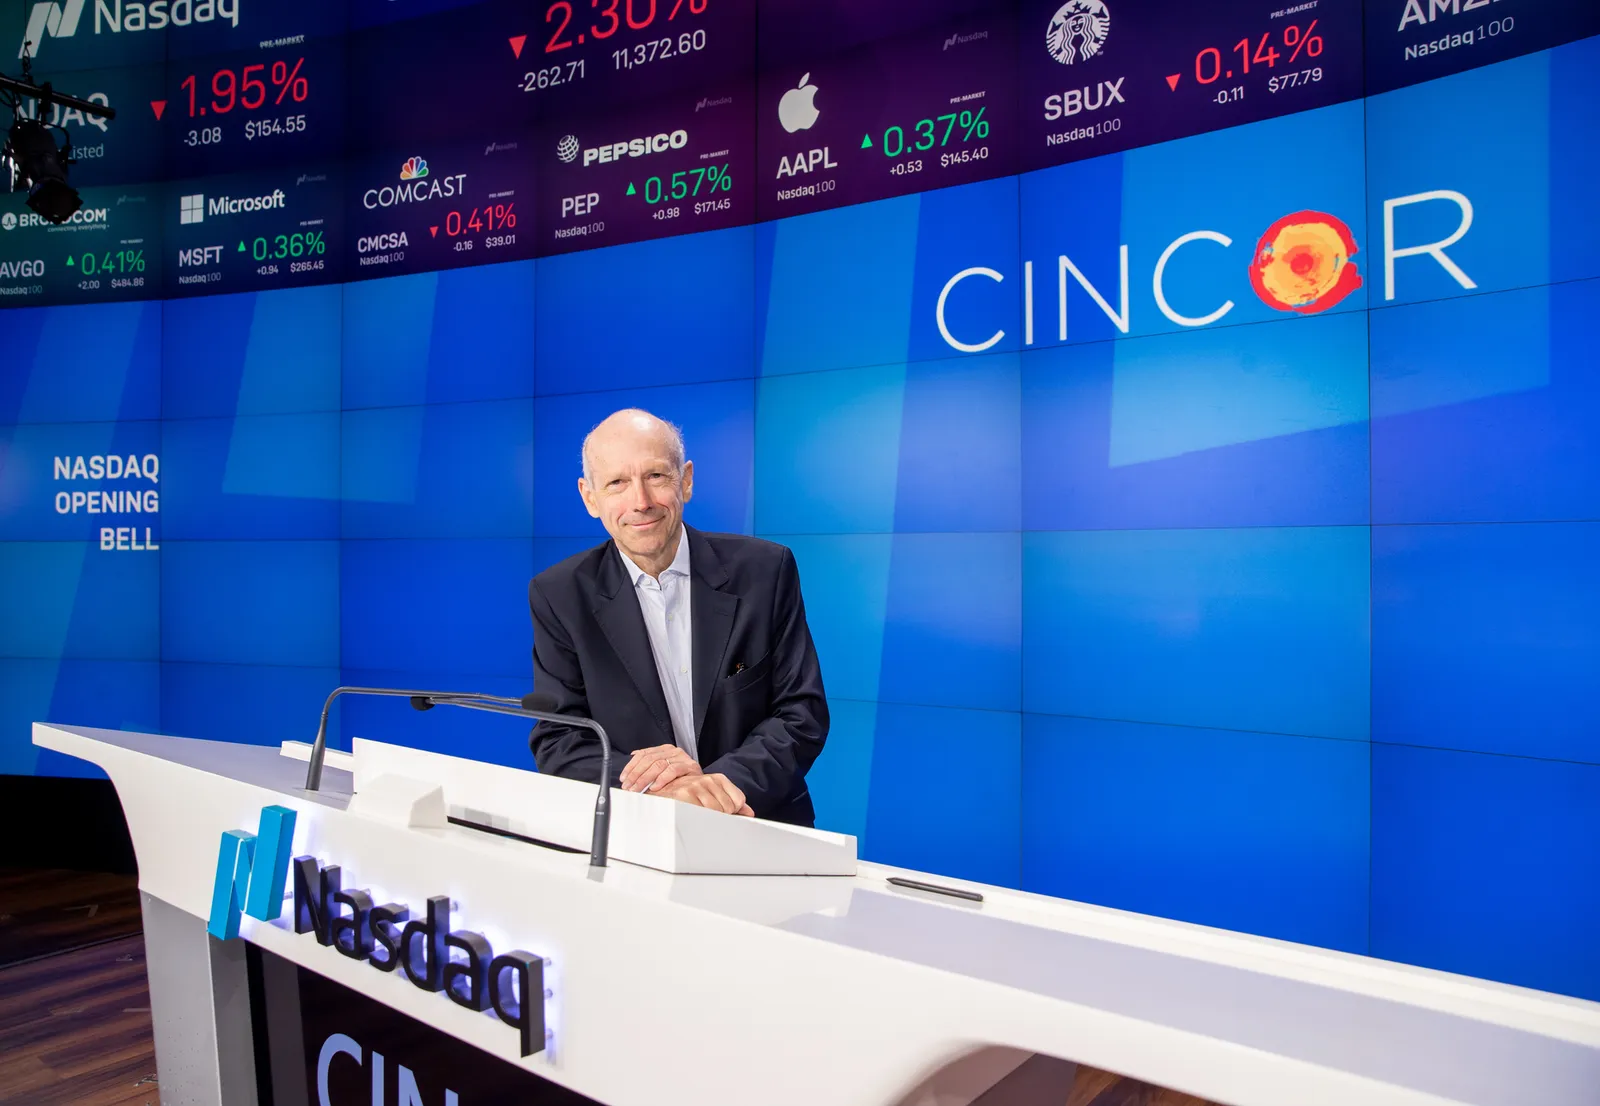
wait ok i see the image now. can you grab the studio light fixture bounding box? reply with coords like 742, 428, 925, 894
0, 42, 115, 224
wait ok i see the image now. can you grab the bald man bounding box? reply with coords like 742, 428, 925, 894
527, 409, 829, 825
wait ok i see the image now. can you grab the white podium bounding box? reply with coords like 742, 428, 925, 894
33, 721, 1600, 1106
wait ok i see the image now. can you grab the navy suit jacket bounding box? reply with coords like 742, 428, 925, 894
528, 526, 828, 826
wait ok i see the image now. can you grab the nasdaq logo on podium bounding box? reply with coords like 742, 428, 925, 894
207, 804, 298, 941
208, 805, 550, 1058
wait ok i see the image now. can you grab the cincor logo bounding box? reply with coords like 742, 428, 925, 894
933, 190, 1475, 354
1045, 0, 1110, 65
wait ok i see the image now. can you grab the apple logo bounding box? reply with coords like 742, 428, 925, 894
778, 72, 820, 133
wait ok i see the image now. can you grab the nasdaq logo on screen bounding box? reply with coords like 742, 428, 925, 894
18, 0, 240, 59
18, 0, 85, 58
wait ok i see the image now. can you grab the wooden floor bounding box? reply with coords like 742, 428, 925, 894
0, 869, 158, 1105
0, 934, 160, 1105
0, 868, 142, 967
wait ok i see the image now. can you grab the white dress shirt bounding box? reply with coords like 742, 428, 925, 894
620, 534, 697, 762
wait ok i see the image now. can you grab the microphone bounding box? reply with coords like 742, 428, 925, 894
303, 686, 613, 868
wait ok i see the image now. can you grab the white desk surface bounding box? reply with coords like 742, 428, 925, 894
37, 724, 1600, 1106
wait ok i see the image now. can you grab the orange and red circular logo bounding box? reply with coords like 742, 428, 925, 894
1248, 210, 1361, 314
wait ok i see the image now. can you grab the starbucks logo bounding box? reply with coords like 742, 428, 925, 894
1046, 0, 1110, 65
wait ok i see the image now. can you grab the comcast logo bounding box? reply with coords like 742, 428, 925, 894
555, 135, 579, 164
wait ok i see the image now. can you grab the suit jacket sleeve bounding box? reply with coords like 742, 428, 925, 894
703, 547, 828, 816
528, 576, 620, 786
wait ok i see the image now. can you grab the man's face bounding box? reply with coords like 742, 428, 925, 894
579, 426, 694, 567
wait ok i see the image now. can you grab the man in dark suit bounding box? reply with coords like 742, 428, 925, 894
528, 409, 828, 826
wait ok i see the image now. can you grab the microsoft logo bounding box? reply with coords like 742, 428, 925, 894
207, 804, 297, 940
179, 193, 205, 224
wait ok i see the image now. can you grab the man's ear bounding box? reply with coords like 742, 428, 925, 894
681, 460, 694, 504
577, 478, 602, 519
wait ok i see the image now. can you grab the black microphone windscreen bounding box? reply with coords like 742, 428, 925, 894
521, 691, 559, 714
409, 695, 435, 711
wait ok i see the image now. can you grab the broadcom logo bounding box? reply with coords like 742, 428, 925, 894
2, 206, 108, 229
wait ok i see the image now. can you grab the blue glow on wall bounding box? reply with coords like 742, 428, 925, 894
1, 34, 1597, 1007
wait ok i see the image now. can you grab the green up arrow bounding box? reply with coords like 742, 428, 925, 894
860, 133, 873, 149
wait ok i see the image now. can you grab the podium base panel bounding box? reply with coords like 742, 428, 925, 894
141, 890, 260, 1106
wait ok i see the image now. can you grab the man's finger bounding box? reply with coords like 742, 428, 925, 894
624, 751, 661, 788
623, 758, 656, 791
650, 763, 688, 792
687, 781, 725, 812
713, 774, 746, 812
737, 804, 754, 817
621, 750, 653, 787
630, 756, 672, 792
711, 777, 741, 814
689, 778, 734, 814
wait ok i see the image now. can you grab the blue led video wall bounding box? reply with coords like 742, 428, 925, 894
1, 1, 1598, 1003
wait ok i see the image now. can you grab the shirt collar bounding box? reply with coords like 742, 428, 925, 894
620, 527, 691, 588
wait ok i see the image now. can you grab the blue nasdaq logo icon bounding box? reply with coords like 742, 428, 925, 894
207, 805, 298, 940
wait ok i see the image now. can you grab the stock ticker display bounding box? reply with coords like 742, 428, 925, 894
3, 0, 1600, 1002
0, 0, 1593, 305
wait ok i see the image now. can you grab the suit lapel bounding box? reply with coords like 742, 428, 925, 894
689, 527, 737, 749
591, 543, 674, 744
